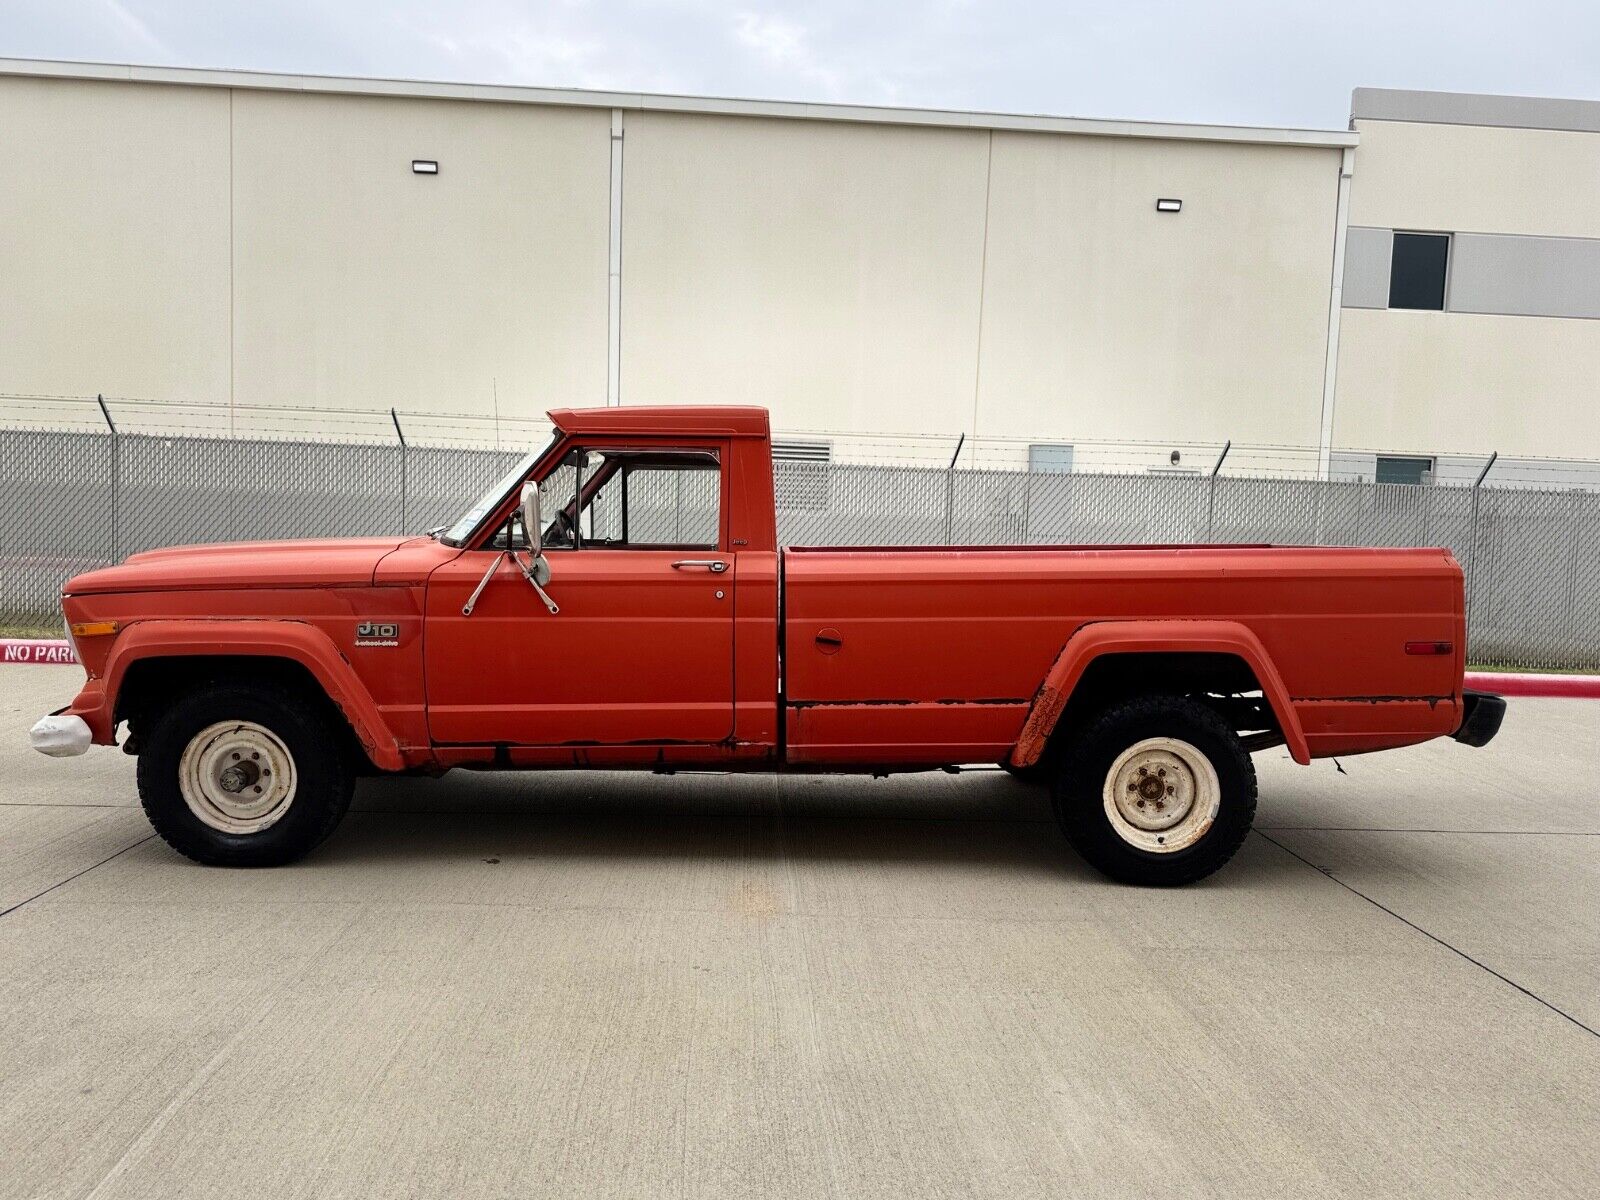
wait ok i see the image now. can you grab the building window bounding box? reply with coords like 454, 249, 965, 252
1028, 443, 1074, 473
1375, 455, 1435, 486
1389, 233, 1450, 311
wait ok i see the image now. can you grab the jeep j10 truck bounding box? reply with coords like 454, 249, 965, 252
33, 405, 1504, 885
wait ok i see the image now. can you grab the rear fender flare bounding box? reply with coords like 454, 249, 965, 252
100, 619, 404, 771
1010, 620, 1310, 768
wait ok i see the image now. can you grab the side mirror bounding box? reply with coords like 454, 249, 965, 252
519, 481, 551, 586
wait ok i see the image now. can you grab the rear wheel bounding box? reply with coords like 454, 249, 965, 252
1052, 695, 1255, 885
136, 681, 354, 867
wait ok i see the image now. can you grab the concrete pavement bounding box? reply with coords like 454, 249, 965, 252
3, 663, 1598, 1198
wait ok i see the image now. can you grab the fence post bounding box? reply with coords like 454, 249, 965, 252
1562, 490, 1583, 657
1466, 451, 1498, 640
391, 408, 408, 532
1204, 440, 1231, 541
97, 394, 119, 562
943, 433, 965, 545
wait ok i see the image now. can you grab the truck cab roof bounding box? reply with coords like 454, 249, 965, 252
548, 405, 770, 439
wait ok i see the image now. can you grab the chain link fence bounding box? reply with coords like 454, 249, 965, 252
3, 424, 1596, 670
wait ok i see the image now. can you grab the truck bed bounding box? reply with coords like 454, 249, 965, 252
780, 544, 1465, 764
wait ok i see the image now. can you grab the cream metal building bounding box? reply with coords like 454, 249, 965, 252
0, 59, 1596, 482
1333, 88, 1600, 487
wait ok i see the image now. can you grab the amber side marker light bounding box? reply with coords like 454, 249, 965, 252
1404, 640, 1453, 656
70, 621, 120, 638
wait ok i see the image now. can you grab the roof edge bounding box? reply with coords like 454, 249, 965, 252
0, 56, 1358, 148
1352, 86, 1600, 135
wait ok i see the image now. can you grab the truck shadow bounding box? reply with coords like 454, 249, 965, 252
320, 769, 1306, 887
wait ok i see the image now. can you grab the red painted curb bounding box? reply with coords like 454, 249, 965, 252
1465, 671, 1600, 699
1, 638, 77, 665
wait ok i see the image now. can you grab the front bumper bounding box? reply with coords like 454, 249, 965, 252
30, 712, 93, 757
1453, 690, 1506, 748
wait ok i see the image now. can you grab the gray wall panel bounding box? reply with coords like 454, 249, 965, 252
1342, 226, 1394, 308
1448, 233, 1600, 319
1352, 87, 1600, 134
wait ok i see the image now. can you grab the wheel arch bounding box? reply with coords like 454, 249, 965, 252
102, 620, 404, 771
1009, 621, 1310, 769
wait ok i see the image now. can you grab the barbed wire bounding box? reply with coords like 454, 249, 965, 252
2, 392, 1597, 487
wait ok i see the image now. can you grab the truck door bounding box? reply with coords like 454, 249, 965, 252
424, 445, 735, 746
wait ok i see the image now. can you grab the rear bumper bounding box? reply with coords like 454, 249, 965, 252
1453, 690, 1506, 748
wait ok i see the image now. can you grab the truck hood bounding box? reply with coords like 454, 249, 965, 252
64, 537, 417, 595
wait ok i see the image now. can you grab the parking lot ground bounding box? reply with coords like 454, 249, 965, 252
3, 662, 1598, 1198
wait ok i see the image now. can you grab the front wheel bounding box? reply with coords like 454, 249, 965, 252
137, 681, 354, 867
1052, 696, 1256, 886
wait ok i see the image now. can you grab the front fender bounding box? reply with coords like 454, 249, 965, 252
1010, 620, 1311, 768
71, 619, 404, 771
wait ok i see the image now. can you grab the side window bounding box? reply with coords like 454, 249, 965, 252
492, 457, 576, 551
533, 447, 721, 550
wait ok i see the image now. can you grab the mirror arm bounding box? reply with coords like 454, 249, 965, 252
461, 549, 560, 617
462, 479, 560, 618
515, 551, 560, 615
461, 551, 504, 617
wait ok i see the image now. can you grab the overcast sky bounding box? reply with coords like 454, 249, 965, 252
5, 0, 1599, 129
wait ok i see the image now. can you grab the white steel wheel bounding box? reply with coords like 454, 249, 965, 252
1101, 736, 1220, 854
177, 720, 298, 835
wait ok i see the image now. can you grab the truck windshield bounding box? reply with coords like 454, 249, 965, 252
438, 436, 558, 547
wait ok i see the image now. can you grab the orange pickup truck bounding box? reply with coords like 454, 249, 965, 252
34, 405, 1503, 884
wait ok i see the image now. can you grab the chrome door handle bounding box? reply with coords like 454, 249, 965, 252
671, 559, 728, 573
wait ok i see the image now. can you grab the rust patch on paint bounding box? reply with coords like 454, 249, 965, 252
1012, 682, 1066, 768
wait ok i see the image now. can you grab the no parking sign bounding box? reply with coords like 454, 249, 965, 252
0, 639, 77, 665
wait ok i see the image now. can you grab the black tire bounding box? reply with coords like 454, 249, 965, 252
136, 681, 354, 867
1052, 695, 1255, 886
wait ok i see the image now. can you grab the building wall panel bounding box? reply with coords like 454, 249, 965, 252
1335, 308, 1600, 458
618, 111, 991, 438
1448, 232, 1600, 320
230, 90, 611, 421
975, 133, 1341, 445
0, 76, 231, 404
1349, 119, 1600, 240
1341, 226, 1394, 310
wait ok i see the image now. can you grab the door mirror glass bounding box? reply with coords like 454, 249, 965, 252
519, 481, 544, 560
